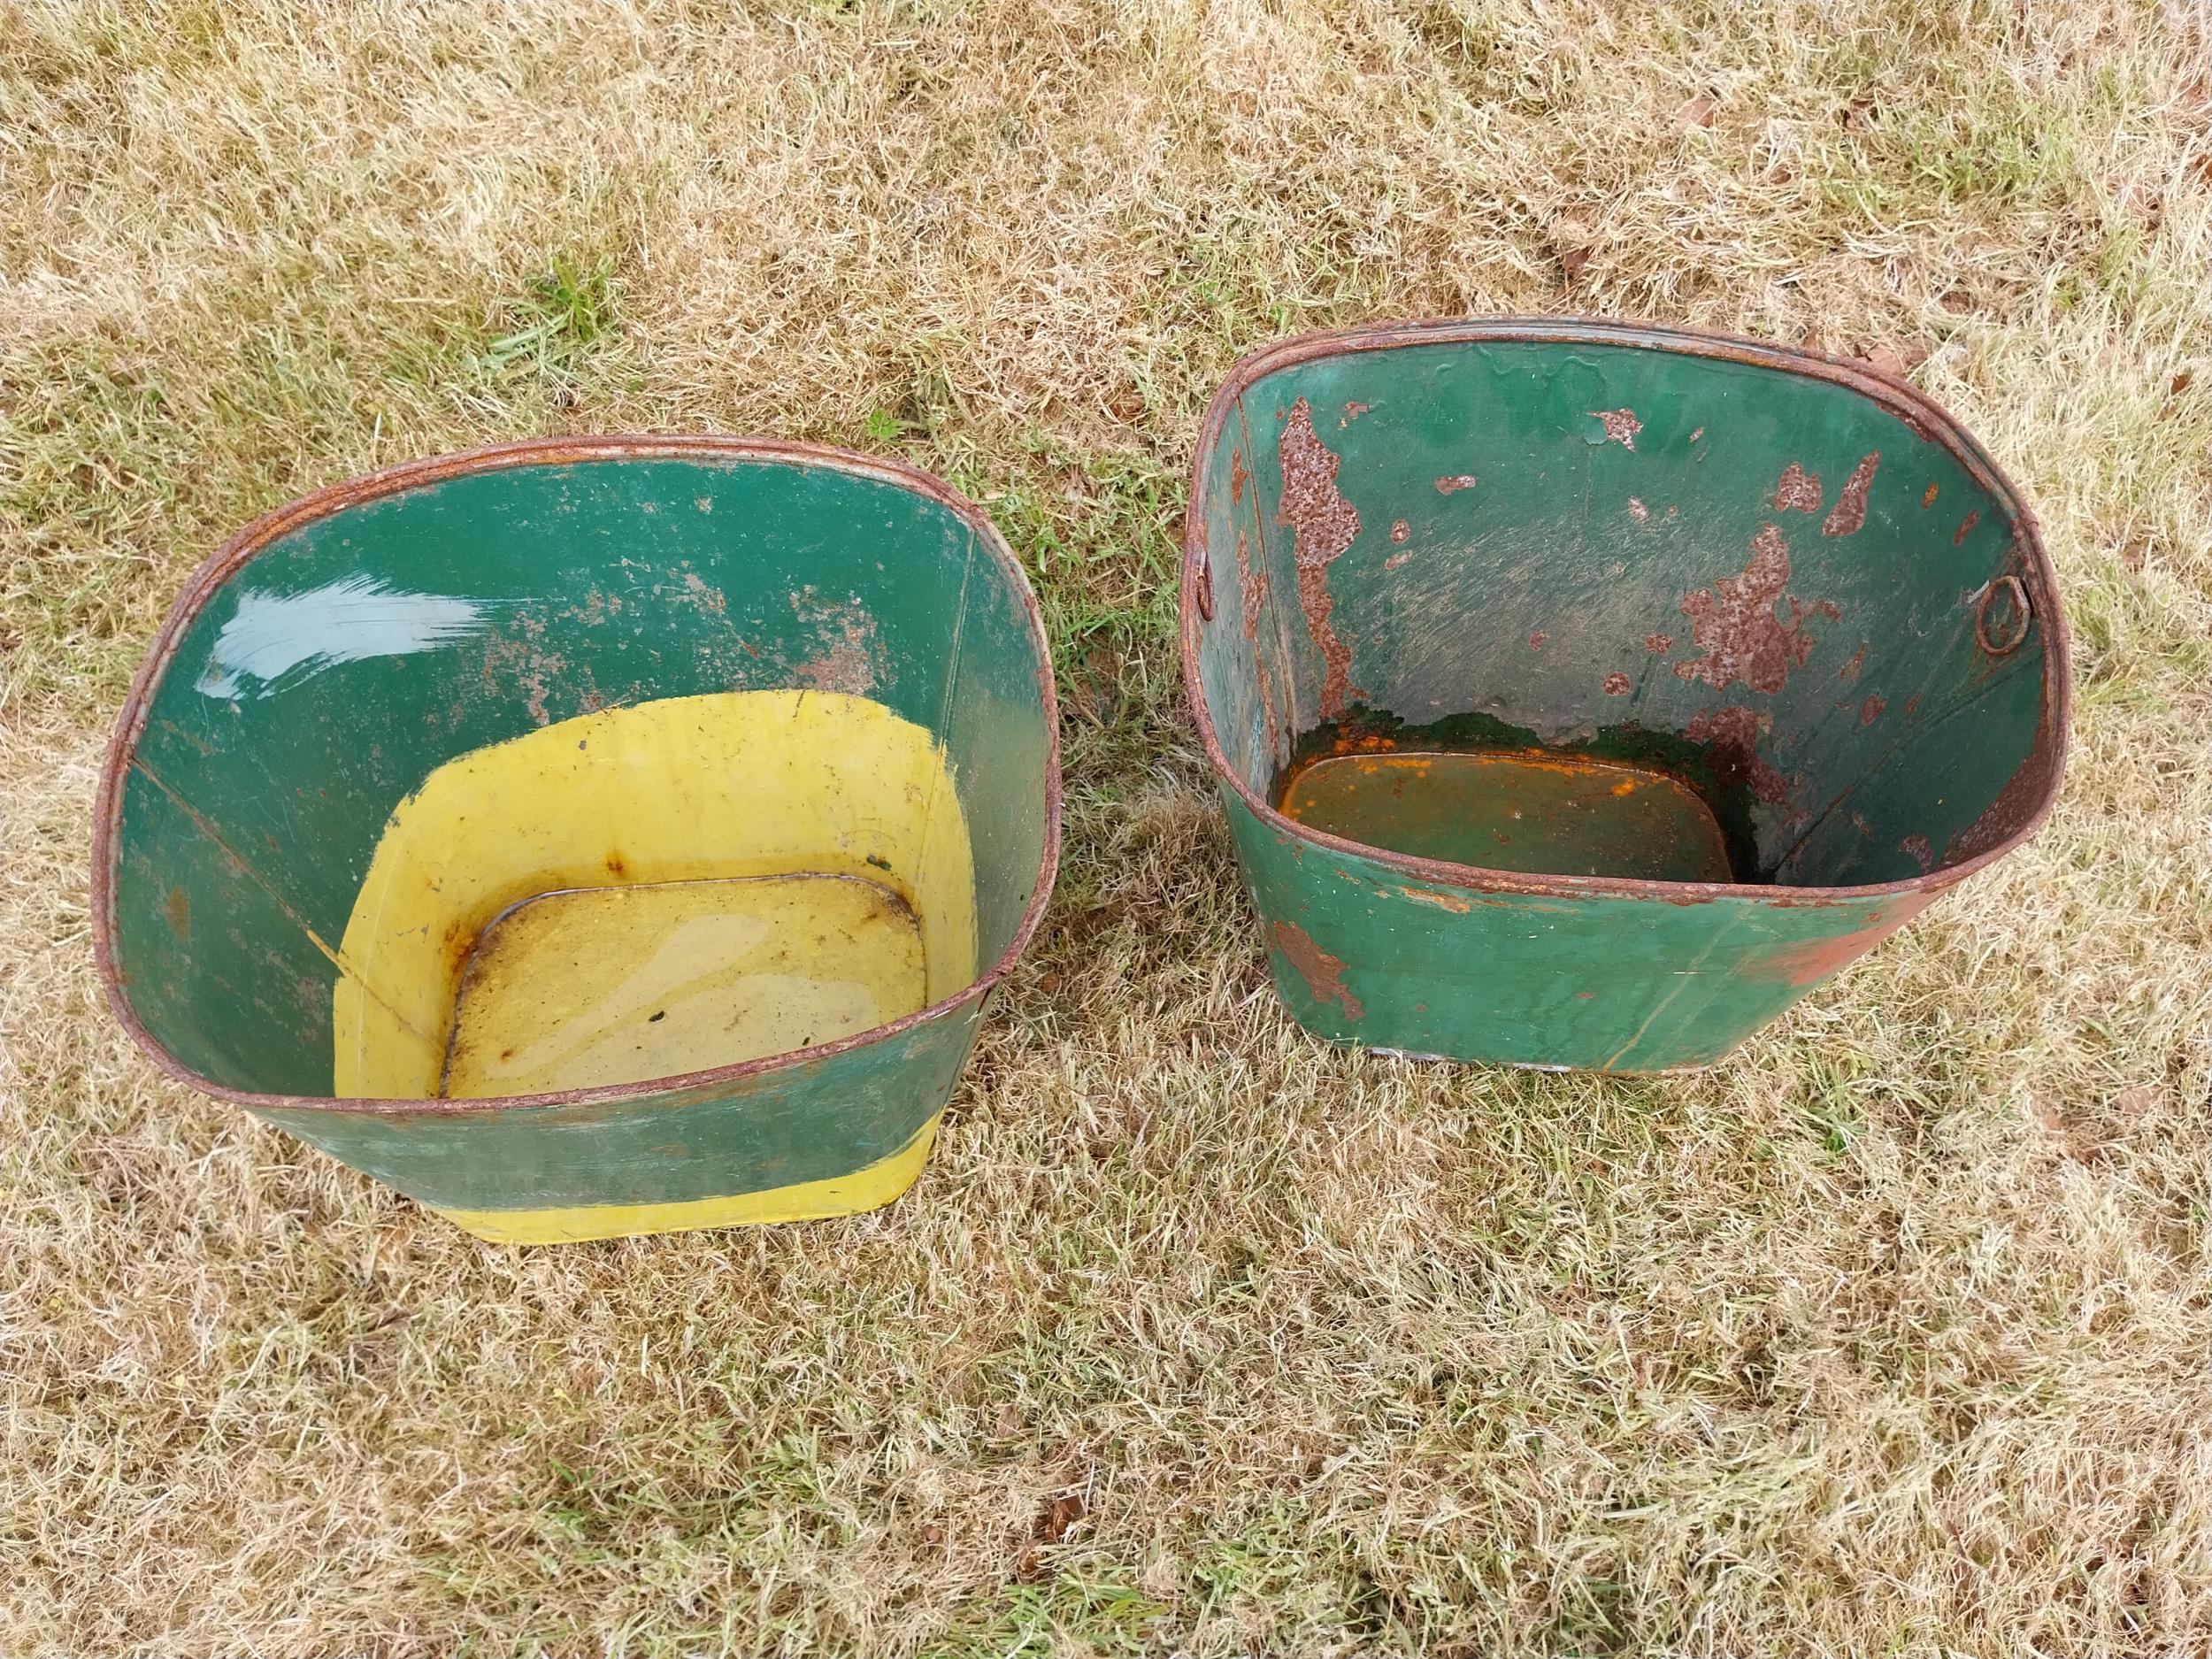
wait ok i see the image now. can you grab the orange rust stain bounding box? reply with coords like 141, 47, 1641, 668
1384, 551, 1410, 571
1341, 401, 1371, 425
1645, 633, 1672, 655
605, 850, 626, 876
1269, 920, 1363, 1018
1674, 523, 1818, 694
164, 887, 190, 940
1688, 426, 1705, 442
1953, 507, 1980, 546
1922, 482, 1939, 509
1435, 474, 1479, 495
1610, 780, 1637, 796
1822, 451, 1880, 536
1389, 518, 1409, 542
1529, 631, 1548, 650
1860, 694, 1886, 726
1603, 671, 1631, 695
1276, 398, 1365, 719
1398, 887, 1472, 913
1838, 642, 1866, 683
1753, 898, 1931, 987
1229, 449, 1248, 504
1627, 496, 1650, 521
1234, 528, 1281, 760
1901, 833, 1934, 872
1590, 409, 1642, 449
1772, 463, 1824, 513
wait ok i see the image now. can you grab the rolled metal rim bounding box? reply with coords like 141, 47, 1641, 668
1179, 315, 2071, 910
93, 435, 1064, 1118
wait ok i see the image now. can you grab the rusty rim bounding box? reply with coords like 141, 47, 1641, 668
92, 434, 1063, 1118
1180, 315, 2071, 910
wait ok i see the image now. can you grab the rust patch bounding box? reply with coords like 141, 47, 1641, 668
1389, 519, 1409, 543
1900, 833, 1933, 872
1590, 408, 1642, 449
1860, 694, 1886, 725
1269, 920, 1363, 1018
1772, 463, 1824, 513
1229, 449, 1248, 505
1751, 898, 1930, 987
1434, 474, 1479, 495
164, 887, 190, 940
1673, 523, 1818, 694
1953, 507, 1980, 546
1603, 672, 1631, 695
1645, 633, 1672, 655
1821, 451, 1880, 536
1276, 397, 1365, 718
1234, 528, 1281, 761
1529, 631, 1548, 650
1838, 642, 1865, 682
1627, 496, 1649, 521
1686, 705, 1788, 805
1383, 551, 1410, 571
1851, 811, 1873, 838
1922, 482, 1939, 509
1398, 887, 1472, 913
1340, 401, 1371, 425
604, 851, 626, 876
1688, 426, 1705, 443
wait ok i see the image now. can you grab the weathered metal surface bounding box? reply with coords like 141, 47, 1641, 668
1279, 749, 1733, 883
94, 437, 1060, 1239
1183, 318, 2069, 1071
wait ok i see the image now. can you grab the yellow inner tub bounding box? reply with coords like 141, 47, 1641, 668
332, 688, 976, 1099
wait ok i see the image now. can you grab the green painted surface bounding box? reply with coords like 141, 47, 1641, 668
1228, 793, 1924, 1071
256, 1000, 983, 1212
1190, 321, 2062, 1070
103, 444, 1055, 1215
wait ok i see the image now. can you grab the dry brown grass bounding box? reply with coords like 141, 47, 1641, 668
4, 1, 2211, 1653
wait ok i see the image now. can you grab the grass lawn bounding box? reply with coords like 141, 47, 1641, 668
4, 2, 2209, 1653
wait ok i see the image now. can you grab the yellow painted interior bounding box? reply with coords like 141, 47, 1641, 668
333, 689, 975, 1100
443, 873, 927, 1098
429, 1114, 943, 1244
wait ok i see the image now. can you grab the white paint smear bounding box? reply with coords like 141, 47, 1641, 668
195, 575, 505, 699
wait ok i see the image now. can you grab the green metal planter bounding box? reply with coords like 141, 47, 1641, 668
96, 437, 1059, 1241
1182, 319, 2068, 1071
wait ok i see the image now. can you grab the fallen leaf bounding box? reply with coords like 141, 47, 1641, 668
2172, 368, 2193, 396
1036, 1492, 1086, 1545
1853, 340, 1932, 378
1675, 95, 1717, 128
2111, 1085, 2161, 1117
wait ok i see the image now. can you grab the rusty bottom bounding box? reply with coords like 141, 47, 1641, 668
1277, 749, 1734, 884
